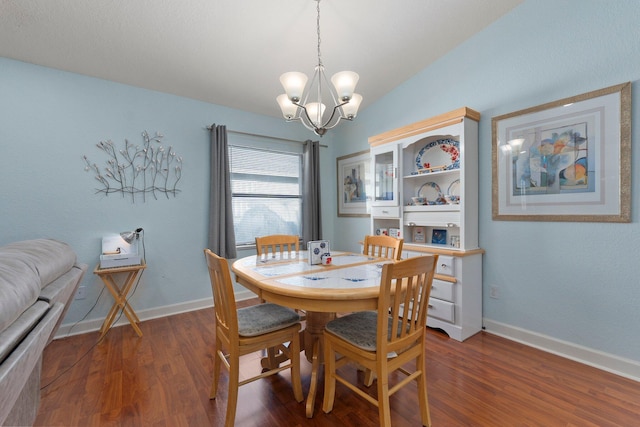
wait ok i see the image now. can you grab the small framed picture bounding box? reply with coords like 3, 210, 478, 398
413, 226, 425, 243
431, 229, 447, 245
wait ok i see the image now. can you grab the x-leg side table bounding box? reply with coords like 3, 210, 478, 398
93, 261, 146, 338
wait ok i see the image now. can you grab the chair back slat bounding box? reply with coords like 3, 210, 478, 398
255, 235, 300, 257
204, 249, 238, 339
363, 235, 403, 260
379, 255, 438, 354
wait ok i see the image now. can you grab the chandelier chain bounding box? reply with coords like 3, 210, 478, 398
316, 0, 322, 68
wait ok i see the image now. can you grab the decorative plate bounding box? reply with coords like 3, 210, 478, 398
415, 138, 460, 171
447, 179, 460, 197
417, 182, 445, 204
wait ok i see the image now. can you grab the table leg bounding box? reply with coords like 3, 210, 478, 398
306, 338, 321, 418
118, 271, 143, 331
303, 311, 335, 418
254, 310, 335, 417
98, 270, 143, 338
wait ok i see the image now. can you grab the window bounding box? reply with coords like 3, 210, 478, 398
229, 144, 302, 247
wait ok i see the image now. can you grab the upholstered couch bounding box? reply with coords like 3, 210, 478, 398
0, 239, 87, 426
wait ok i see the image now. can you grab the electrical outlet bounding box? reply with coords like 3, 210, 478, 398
489, 285, 499, 299
75, 286, 87, 300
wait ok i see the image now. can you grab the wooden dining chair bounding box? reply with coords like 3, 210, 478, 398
322, 255, 438, 427
255, 234, 300, 258
255, 234, 305, 365
204, 249, 304, 427
363, 234, 403, 260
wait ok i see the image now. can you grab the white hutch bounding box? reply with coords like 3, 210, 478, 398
369, 107, 484, 341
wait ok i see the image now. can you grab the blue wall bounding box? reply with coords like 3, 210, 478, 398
1, 0, 639, 367
332, 0, 640, 365
0, 57, 337, 327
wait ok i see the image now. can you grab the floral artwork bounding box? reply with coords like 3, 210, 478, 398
492, 82, 630, 222
337, 150, 371, 217
511, 123, 590, 195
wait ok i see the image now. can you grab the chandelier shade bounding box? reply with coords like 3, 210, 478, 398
330, 71, 359, 101
341, 93, 362, 119
276, 0, 362, 136
280, 72, 308, 103
276, 94, 298, 120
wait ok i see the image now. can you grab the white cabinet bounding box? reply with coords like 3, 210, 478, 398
370, 107, 484, 341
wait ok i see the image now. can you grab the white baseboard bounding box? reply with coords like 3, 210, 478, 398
55, 289, 256, 339
483, 318, 640, 383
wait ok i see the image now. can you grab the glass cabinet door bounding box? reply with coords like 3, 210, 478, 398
372, 145, 398, 206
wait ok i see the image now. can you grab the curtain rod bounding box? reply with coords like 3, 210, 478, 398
205, 126, 327, 148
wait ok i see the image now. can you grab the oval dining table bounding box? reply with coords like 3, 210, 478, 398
232, 251, 392, 418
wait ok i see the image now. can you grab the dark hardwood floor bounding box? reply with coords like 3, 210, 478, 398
36, 300, 640, 426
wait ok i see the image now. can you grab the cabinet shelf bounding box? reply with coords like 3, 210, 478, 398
403, 168, 459, 180
404, 204, 460, 213
405, 242, 463, 252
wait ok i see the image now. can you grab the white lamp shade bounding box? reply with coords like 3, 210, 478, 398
341, 93, 362, 118
280, 72, 308, 102
277, 94, 299, 119
331, 71, 359, 101
305, 102, 326, 127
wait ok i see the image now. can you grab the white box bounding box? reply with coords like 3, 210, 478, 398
100, 234, 142, 268
388, 228, 402, 239
99, 253, 142, 269
308, 240, 330, 265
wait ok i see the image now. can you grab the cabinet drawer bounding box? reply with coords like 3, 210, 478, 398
371, 206, 400, 218
430, 279, 454, 302
404, 211, 459, 227
427, 297, 455, 323
436, 255, 455, 276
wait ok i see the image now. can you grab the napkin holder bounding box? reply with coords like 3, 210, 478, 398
308, 240, 330, 265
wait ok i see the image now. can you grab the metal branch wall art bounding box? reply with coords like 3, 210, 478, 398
83, 131, 183, 202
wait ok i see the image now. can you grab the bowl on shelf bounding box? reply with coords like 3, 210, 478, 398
444, 194, 460, 204
411, 196, 427, 205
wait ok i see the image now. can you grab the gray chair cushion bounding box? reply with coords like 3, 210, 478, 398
325, 311, 407, 354
237, 303, 300, 337
325, 311, 379, 351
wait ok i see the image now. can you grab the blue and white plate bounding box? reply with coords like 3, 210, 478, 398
417, 182, 445, 205
448, 179, 460, 196
415, 138, 460, 171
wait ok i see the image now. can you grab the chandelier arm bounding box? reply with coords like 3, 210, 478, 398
292, 99, 347, 135
291, 101, 319, 132
320, 101, 350, 130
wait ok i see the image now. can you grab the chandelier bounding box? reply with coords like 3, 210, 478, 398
276, 0, 362, 136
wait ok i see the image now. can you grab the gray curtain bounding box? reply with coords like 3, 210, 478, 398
302, 139, 322, 246
208, 124, 237, 258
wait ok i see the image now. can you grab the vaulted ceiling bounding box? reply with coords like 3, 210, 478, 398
0, 0, 522, 118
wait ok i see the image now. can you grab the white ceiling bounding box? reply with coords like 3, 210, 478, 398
0, 0, 522, 119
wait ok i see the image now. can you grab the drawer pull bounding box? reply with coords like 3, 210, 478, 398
441, 264, 447, 268
428, 304, 434, 309
382, 210, 389, 214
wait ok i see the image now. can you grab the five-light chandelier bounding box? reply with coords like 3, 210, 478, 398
276, 0, 362, 136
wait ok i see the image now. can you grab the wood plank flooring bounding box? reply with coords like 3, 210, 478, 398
35, 300, 640, 426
